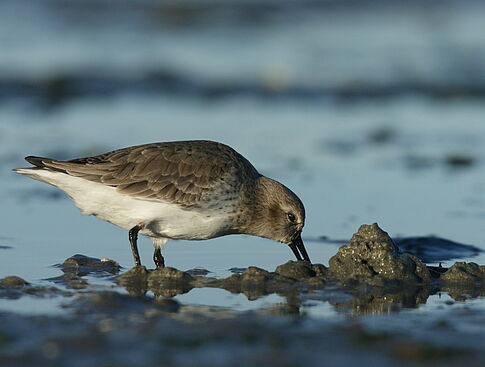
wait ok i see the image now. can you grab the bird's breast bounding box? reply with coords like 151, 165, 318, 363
143, 204, 239, 240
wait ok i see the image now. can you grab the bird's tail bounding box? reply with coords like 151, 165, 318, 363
13, 156, 60, 182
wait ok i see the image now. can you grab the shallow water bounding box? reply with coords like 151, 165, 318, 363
3, 97, 485, 275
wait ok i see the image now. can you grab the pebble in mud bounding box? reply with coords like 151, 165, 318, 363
329, 223, 431, 286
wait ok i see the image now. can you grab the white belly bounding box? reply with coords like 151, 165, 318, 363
17, 169, 232, 240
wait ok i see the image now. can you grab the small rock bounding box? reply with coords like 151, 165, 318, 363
0, 276, 29, 289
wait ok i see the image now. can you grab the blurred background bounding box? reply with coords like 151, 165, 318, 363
1, 0, 485, 283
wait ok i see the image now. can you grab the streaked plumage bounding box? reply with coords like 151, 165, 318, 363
14, 140, 310, 268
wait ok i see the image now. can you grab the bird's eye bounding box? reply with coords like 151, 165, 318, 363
287, 213, 296, 223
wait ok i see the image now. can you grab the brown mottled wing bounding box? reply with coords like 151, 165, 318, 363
34, 141, 260, 207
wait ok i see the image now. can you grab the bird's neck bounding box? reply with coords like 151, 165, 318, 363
235, 176, 282, 239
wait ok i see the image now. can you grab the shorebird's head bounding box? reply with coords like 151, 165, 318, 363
249, 177, 310, 262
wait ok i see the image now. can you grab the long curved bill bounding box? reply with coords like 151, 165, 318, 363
288, 235, 311, 262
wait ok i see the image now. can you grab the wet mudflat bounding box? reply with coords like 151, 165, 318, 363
1, 303, 484, 367
1, 224, 484, 367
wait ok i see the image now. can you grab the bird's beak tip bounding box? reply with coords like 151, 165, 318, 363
289, 235, 311, 263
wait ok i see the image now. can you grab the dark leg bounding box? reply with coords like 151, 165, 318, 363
129, 225, 143, 267
153, 248, 165, 269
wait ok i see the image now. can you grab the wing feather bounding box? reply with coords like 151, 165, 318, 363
31, 141, 260, 207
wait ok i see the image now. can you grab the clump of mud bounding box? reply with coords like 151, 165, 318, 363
6, 223, 483, 316
115, 266, 196, 298
0, 276, 29, 289
210, 267, 283, 299
111, 222, 485, 307
60, 254, 120, 275
328, 223, 431, 286
0, 275, 66, 299
149, 267, 195, 298
326, 223, 485, 291
116, 266, 150, 296
47, 254, 121, 289
115, 261, 327, 300
440, 262, 485, 283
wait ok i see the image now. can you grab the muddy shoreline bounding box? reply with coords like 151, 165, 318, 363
1, 224, 484, 366
3, 224, 484, 309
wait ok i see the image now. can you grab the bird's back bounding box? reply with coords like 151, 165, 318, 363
20, 140, 261, 209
